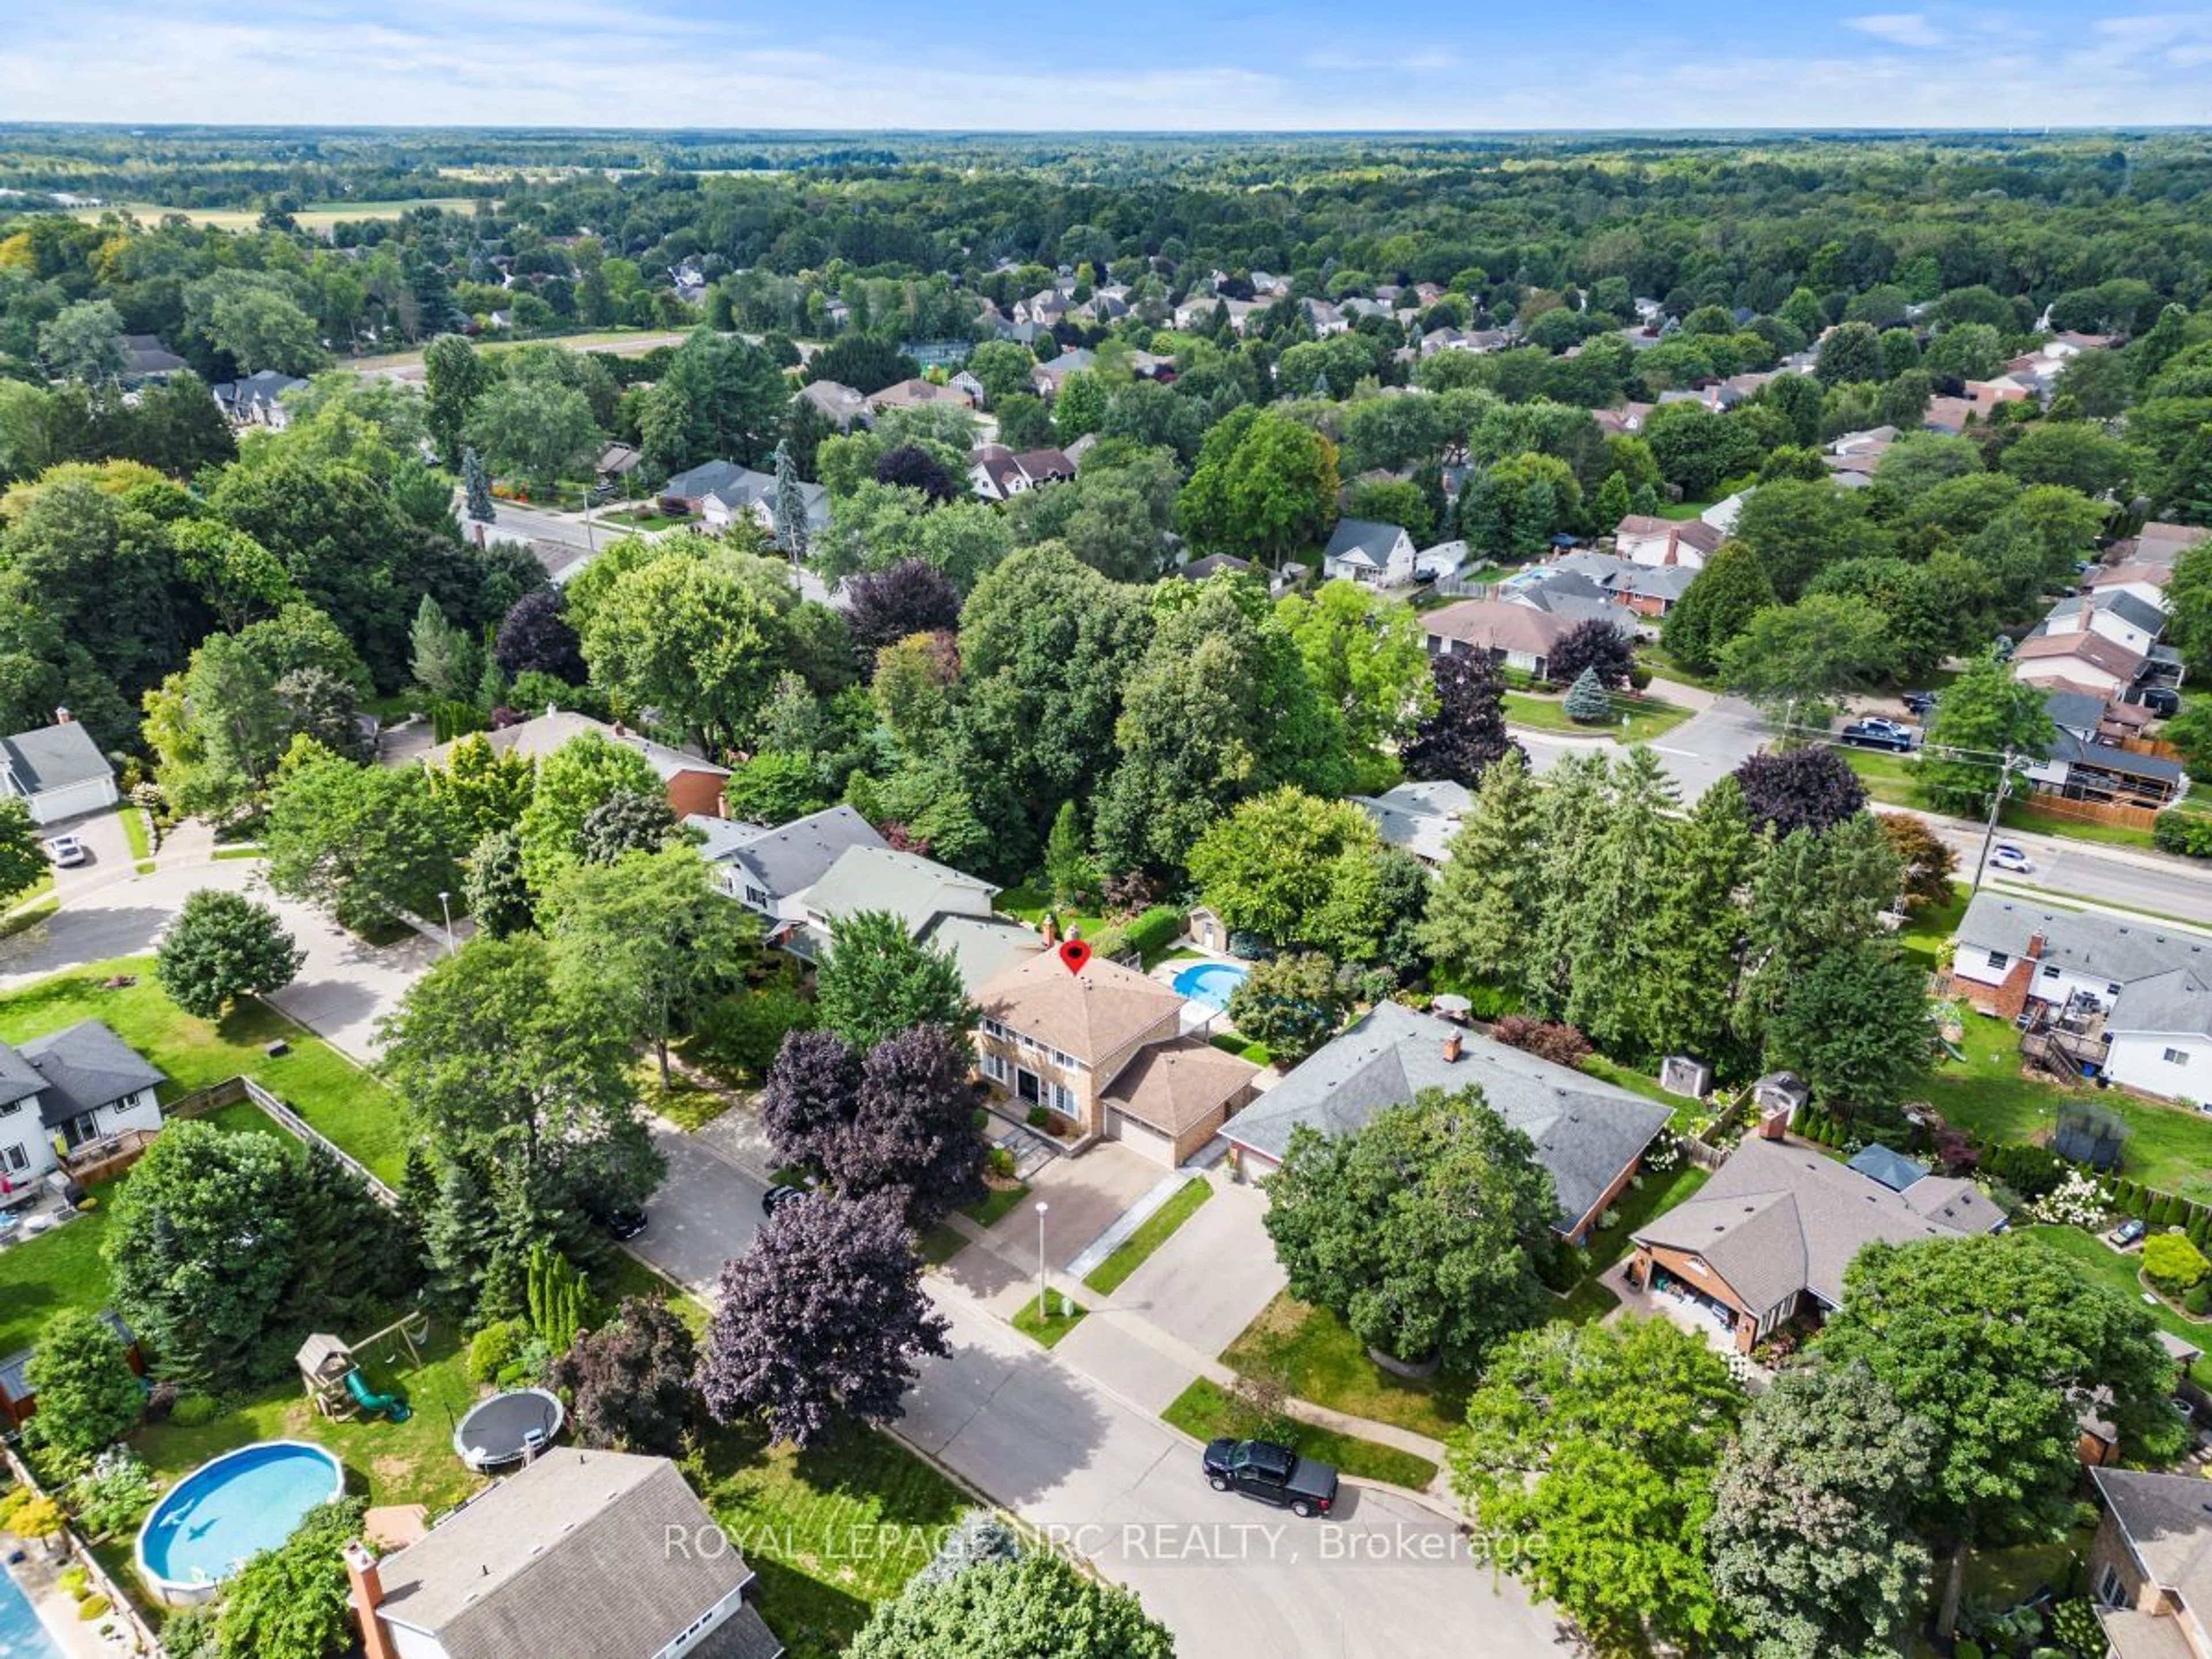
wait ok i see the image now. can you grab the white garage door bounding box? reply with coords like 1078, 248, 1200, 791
28, 776, 118, 826
1107, 1109, 1175, 1163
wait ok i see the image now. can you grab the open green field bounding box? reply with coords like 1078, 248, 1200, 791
0, 957, 411, 1186
1502, 689, 1694, 744
1161, 1378, 1439, 1490
68, 196, 483, 231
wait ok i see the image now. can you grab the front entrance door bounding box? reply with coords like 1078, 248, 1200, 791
1016, 1069, 1042, 1106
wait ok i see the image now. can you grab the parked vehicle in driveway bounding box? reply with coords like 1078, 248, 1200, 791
1839, 718, 1915, 753
43, 834, 86, 867
1901, 691, 1938, 718
1202, 1438, 1339, 1518
763, 1181, 813, 1217
2111, 1217, 2148, 1248
593, 1205, 648, 1241
1988, 843, 2034, 874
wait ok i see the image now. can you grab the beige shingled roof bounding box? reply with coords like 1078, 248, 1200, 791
1103, 1035, 1259, 1135
1421, 598, 1577, 658
976, 951, 1183, 1068
371, 1450, 755, 1659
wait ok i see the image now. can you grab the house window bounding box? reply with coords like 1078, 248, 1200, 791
743, 887, 767, 907
2097, 1562, 2129, 1608
0, 1099, 17, 1116
1052, 1083, 1075, 1115
2, 1143, 24, 1173
1986, 950, 2008, 970
2040, 964, 2060, 979
980, 1054, 1007, 1084
2166, 1048, 2192, 1067
1051, 1049, 1074, 1069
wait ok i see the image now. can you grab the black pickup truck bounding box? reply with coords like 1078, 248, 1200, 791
1202, 1438, 1339, 1518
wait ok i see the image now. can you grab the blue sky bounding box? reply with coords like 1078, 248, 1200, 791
8, 2, 2212, 129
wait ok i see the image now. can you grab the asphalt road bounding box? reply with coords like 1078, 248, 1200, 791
1516, 697, 2212, 929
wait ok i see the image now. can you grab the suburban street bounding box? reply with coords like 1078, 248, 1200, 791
1517, 695, 2212, 929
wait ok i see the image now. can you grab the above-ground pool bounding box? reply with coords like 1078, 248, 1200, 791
454, 1387, 565, 1471
0, 1555, 65, 1659
135, 1440, 345, 1604
1171, 960, 1249, 1012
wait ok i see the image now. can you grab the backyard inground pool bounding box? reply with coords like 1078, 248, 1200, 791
1171, 960, 1249, 1012
135, 1440, 345, 1604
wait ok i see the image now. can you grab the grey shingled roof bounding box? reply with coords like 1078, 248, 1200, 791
1223, 1002, 1667, 1232
1957, 894, 2212, 1039
1351, 780, 1468, 864
1, 720, 113, 797
2092, 1466, 2212, 1623
710, 805, 885, 903
1322, 518, 1409, 567
799, 846, 995, 937
922, 914, 1046, 994
0, 1039, 44, 1108
2046, 728, 2185, 786
18, 1020, 165, 1129
1635, 1139, 2001, 1315
683, 813, 771, 860
371, 1451, 767, 1659
2046, 590, 2167, 642
661, 459, 752, 500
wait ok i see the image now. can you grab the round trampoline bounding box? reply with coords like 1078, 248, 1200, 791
453, 1388, 565, 1471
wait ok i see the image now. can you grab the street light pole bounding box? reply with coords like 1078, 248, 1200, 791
438, 890, 456, 956
1035, 1200, 1050, 1322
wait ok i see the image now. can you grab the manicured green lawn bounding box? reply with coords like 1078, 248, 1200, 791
1084, 1178, 1211, 1296
1009, 1293, 1088, 1348
1584, 1164, 1709, 1279
1577, 1055, 1700, 1129
1897, 885, 1969, 974
0, 957, 412, 1185
1502, 689, 1694, 744
600, 507, 690, 531
1221, 1293, 1471, 1443
1209, 1032, 1274, 1066
691, 1418, 970, 1659
919, 1183, 1032, 1266
2028, 1224, 2212, 1388
1637, 646, 1721, 691
639, 1067, 733, 1131
115, 805, 151, 862
2002, 801, 2156, 851
1840, 748, 1919, 807
1161, 1378, 1438, 1490
1922, 1007, 2212, 1192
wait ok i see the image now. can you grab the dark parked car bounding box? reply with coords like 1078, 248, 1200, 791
1901, 691, 1939, 718
2112, 1217, 2149, 1248
763, 1181, 813, 1217
1839, 718, 1915, 753
592, 1206, 648, 1241
1202, 1438, 1339, 1518
2138, 686, 2181, 719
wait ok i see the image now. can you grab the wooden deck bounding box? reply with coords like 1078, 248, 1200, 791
59, 1127, 158, 1185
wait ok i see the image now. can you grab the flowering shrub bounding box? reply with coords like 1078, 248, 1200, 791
1643, 1138, 1681, 1174
2028, 1168, 2110, 1228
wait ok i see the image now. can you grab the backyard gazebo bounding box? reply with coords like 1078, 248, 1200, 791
297, 1333, 354, 1418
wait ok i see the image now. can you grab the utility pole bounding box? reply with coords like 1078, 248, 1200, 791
1969, 749, 2017, 896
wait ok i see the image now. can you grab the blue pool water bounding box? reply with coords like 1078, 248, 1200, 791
0, 1556, 64, 1659
137, 1441, 345, 1596
1172, 961, 1249, 1012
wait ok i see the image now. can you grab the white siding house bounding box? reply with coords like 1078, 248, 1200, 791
0, 1021, 165, 1183
0, 718, 118, 825
1320, 518, 1416, 586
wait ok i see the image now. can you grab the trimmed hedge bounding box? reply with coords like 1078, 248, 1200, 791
1124, 906, 1185, 959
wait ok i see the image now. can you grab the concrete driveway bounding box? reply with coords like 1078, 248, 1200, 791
41, 805, 132, 897
1094, 1175, 1285, 1361
993, 1141, 1168, 1271
903, 1291, 1579, 1659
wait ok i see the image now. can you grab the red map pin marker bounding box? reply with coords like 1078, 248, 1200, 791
1058, 939, 1092, 976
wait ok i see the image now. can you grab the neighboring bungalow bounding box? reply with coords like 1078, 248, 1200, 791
1531, 551, 1698, 619
594, 443, 645, 490
1031, 349, 1097, 398
862, 378, 974, 418
346, 1449, 782, 1659
1965, 374, 2036, 418
2088, 562, 2175, 615
212, 368, 306, 427
1950, 891, 2212, 1101
782, 844, 1042, 993
657, 460, 829, 537
1630, 1135, 2004, 1354
1350, 778, 1469, 866
0, 1020, 166, 1183
1224, 1003, 1666, 1241
0, 1312, 142, 1430
968, 444, 1075, 502
2044, 591, 2168, 660
1592, 402, 1654, 437
1923, 396, 1979, 436
974, 952, 1260, 1165
1171, 554, 1255, 583
1610, 515, 1722, 570
1, 715, 119, 825
1320, 518, 1416, 587
796, 379, 873, 431
685, 805, 883, 924
1824, 424, 1898, 486
2086, 1464, 2212, 1658
1422, 598, 1580, 681
424, 711, 731, 819
120, 334, 187, 382
2132, 522, 2210, 569
2028, 690, 2186, 810
2011, 630, 2148, 698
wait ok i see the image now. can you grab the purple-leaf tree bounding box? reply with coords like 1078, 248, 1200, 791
1733, 745, 1869, 838
1546, 618, 1635, 690
836, 1025, 988, 1229
759, 1028, 864, 1172
1402, 649, 1524, 788
698, 1189, 950, 1446
494, 588, 585, 681
844, 559, 963, 654
548, 1295, 699, 1457
875, 444, 959, 505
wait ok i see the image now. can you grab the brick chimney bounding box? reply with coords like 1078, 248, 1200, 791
51, 707, 71, 725
1758, 1106, 1789, 1142
1988, 931, 2050, 1022
1039, 914, 1058, 947
346, 1543, 401, 1659
1442, 1032, 1463, 1063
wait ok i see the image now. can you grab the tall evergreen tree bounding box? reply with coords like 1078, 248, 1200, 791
462, 445, 495, 524
1524, 751, 1613, 1012
1645, 776, 1761, 1067
771, 438, 809, 560
1418, 749, 1541, 987
1554, 745, 1679, 1055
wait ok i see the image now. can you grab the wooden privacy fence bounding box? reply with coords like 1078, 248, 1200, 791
1, 1441, 161, 1655
166, 1075, 397, 1205
2023, 791, 2161, 832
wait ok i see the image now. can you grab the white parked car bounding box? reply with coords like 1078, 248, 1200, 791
43, 835, 86, 868
1988, 843, 2033, 874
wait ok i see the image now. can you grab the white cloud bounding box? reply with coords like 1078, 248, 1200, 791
1844, 13, 1946, 48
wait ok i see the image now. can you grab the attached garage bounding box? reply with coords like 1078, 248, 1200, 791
1100, 1036, 1262, 1168
1, 717, 118, 827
